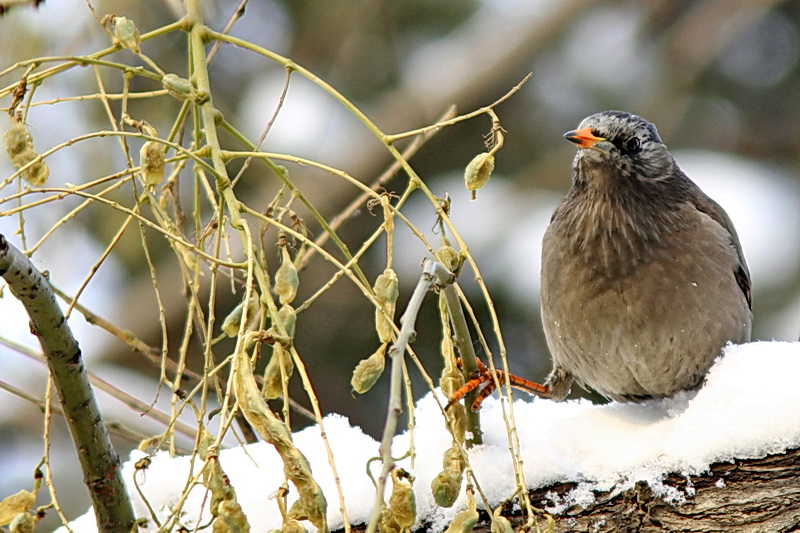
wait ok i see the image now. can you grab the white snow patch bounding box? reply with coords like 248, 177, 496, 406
59, 341, 800, 532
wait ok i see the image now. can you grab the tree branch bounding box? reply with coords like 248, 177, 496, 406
475, 447, 800, 532
0, 234, 135, 532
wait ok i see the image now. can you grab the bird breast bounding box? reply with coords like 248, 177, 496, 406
540, 194, 751, 400
555, 186, 686, 282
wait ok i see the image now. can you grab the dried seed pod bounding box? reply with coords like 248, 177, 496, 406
213, 498, 250, 533
0, 490, 35, 524
490, 508, 513, 533
351, 343, 387, 394
373, 268, 399, 343
4, 122, 49, 186
435, 245, 463, 276
464, 152, 494, 201
374, 269, 399, 304
3, 123, 31, 159
9, 512, 34, 533
113, 16, 141, 53
379, 470, 416, 533
139, 139, 165, 186
444, 489, 479, 533
233, 347, 327, 533
262, 344, 294, 400
221, 295, 259, 338
277, 304, 296, 340
162, 73, 197, 101
430, 469, 463, 509
387, 470, 416, 531
274, 246, 299, 305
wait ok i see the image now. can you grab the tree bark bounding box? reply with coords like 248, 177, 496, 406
343, 448, 800, 533
0, 234, 135, 532
501, 447, 800, 533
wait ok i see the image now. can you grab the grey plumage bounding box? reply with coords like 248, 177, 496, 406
541, 111, 752, 402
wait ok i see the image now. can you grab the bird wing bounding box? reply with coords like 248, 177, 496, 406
692, 194, 752, 309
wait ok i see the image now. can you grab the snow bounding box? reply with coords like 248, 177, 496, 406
58, 341, 800, 532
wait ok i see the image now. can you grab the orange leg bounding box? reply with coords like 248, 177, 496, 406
445, 359, 550, 412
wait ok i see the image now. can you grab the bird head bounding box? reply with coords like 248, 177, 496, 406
564, 111, 676, 188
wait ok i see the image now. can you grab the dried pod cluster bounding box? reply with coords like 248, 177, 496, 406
4, 120, 49, 186
199, 433, 250, 532
350, 267, 399, 394
0, 490, 36, 531
431, 292, 467, 509
233, 347, 328, 533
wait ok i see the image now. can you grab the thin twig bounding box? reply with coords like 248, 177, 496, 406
366, 259, 454, 533
296, 104, 458, 271
206, 0, 249, 65
384, 74, 531, 143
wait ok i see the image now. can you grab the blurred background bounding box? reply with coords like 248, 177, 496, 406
1, 0, 799, 529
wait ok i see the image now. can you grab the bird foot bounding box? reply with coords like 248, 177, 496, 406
544, 367, 573, 402
445, 358, 551, 412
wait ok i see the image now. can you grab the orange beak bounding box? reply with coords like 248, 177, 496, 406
563, 127, 608, 149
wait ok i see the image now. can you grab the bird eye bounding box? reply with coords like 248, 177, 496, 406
625, 137, 642, 154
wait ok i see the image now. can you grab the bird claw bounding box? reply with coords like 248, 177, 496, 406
445, 358, 550, 412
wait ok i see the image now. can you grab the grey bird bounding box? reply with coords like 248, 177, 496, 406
540, 110, 752, 402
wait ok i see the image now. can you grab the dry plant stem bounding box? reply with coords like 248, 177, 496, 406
0, 338, 197, 443
0, 234, 135, 532
0, 21, 184, 94
43, 375, 76, 532
217, 122, 372, 292
384, 74, 531, 143
16, 89, 168, 108
56, 284, 316, 426
206, 0, 249, 65
366, 258, 454, 533
297, 104, 457, 271
185, 4, 352, 530
24, 175, 132, 255
6, 185, 243, 268
65, 215, 133, 319
442, 284, 483, 446
455, 286, 540, 529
